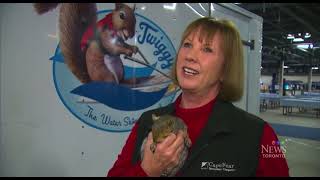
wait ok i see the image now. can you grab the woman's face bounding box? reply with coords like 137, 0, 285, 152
176, 29, 225, 95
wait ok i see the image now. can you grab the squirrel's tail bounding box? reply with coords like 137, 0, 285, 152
33, 3, 59, 15
59, 4, 97, 83
33, 3, 97, 83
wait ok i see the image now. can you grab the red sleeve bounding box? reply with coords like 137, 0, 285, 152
256, 123, 290, 177
107, 122, 148, 177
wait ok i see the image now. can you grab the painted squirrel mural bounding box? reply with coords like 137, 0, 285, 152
33, 3, 148, 85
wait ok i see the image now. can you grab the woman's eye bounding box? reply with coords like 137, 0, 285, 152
119, 11, 126, 20
183, 42, 192, 48
203, 47, 213, 53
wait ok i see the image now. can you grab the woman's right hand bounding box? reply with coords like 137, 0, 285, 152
140, 131, 185, 177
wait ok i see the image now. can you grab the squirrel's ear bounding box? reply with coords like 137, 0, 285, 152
115, 3, 124, 10
152, 114, 160, 122
133, 4, 136, 12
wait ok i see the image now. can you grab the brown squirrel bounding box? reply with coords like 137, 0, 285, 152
33, 3, 141, 84
140, 114, 191, 177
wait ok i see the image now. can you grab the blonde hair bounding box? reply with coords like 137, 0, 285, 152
171, 17, 244, 102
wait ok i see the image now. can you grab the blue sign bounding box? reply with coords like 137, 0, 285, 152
50, 10, 178, 132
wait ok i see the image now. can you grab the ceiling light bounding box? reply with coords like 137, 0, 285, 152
283, 66, 289, 69
293, 38, 304, 42
304, 33, 311, 38
312, 67, 318, 70
211, 3, 215, 11
163, 3, 176, 10
296, 43, 313, 49
287, 34, 294, 39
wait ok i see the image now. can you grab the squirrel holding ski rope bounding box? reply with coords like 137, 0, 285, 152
33, 3, 144, 85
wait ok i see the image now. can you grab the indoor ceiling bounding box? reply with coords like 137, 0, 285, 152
236, 3, 320, 74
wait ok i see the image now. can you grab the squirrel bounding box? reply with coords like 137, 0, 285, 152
140, 114, 191, 177
33, 3, 142, 85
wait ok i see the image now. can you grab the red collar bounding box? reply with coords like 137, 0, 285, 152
174, 94, 217, 114
80, 13, 115, 51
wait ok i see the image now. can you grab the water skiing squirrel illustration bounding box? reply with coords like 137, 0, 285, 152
33, 3, 149, 85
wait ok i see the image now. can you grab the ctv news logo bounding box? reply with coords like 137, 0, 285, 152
261, 140, 287, 158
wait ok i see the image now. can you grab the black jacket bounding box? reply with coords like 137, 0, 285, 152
132, 99, 265, 177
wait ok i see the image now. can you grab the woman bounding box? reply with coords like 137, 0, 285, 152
107, 17, 289, 177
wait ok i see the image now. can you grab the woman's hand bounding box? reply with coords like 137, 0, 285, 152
140, 131, 186, 177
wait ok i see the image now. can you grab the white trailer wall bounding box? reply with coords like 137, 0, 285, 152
212, 3, 263, 115
0, 3, 262, 176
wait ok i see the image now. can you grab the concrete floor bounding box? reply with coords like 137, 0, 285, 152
258, 107, 320, 177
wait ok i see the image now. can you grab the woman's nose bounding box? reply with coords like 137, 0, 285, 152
185, 48, 198, 63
